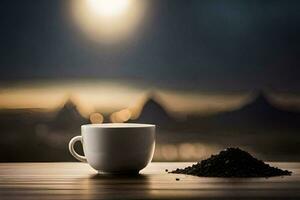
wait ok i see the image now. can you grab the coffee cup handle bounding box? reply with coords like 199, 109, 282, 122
69, 136, 87, 162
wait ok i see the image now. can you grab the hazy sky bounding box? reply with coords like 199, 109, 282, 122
0, 0, 300, 92
0, 80, 253, 116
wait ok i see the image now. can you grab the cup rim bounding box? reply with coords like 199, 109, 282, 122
81, 123, 155, 128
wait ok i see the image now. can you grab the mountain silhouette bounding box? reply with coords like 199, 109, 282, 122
243, 92, 274, 112
0, 99, 88, 162
51, 99, 87, 129
132, 94, 174, 127
235, 92, 290, 118
0, 92, 299, 161
187, 92, 300, 131
55, 100, 82, 120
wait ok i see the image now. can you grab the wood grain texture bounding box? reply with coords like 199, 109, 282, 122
0, 162, 299, 200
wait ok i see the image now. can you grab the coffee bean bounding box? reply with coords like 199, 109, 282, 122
170, 147, 292, 177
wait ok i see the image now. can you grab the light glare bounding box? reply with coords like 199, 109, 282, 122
87, 0, 131, 18
71, 0, 146, 43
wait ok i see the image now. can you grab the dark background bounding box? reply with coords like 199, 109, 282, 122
0, 0, 299, 162
1, 0, 300, 91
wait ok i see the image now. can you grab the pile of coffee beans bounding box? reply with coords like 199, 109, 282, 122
171, 147, 292, 177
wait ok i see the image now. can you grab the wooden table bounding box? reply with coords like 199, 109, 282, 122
0, 162, 299, 200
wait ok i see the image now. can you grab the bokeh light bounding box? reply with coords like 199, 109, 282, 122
153, 143, 220, 161
161, 144, 178, 161
89, 112, 104, 124
110, 108, 132, 123
179, 143, 196, 160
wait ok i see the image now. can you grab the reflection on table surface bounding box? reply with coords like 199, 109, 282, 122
0, 162, 299, 200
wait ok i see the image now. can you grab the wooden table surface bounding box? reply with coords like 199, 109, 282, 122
0, 162, 299, 200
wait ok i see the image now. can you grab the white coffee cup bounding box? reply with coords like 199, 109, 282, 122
69, 123, 155, 174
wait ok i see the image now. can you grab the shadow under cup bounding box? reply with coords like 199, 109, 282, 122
69, 123, 155, 174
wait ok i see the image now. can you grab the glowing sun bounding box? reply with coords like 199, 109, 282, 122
71, 0, 146, 43
87, 0, 131, 18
